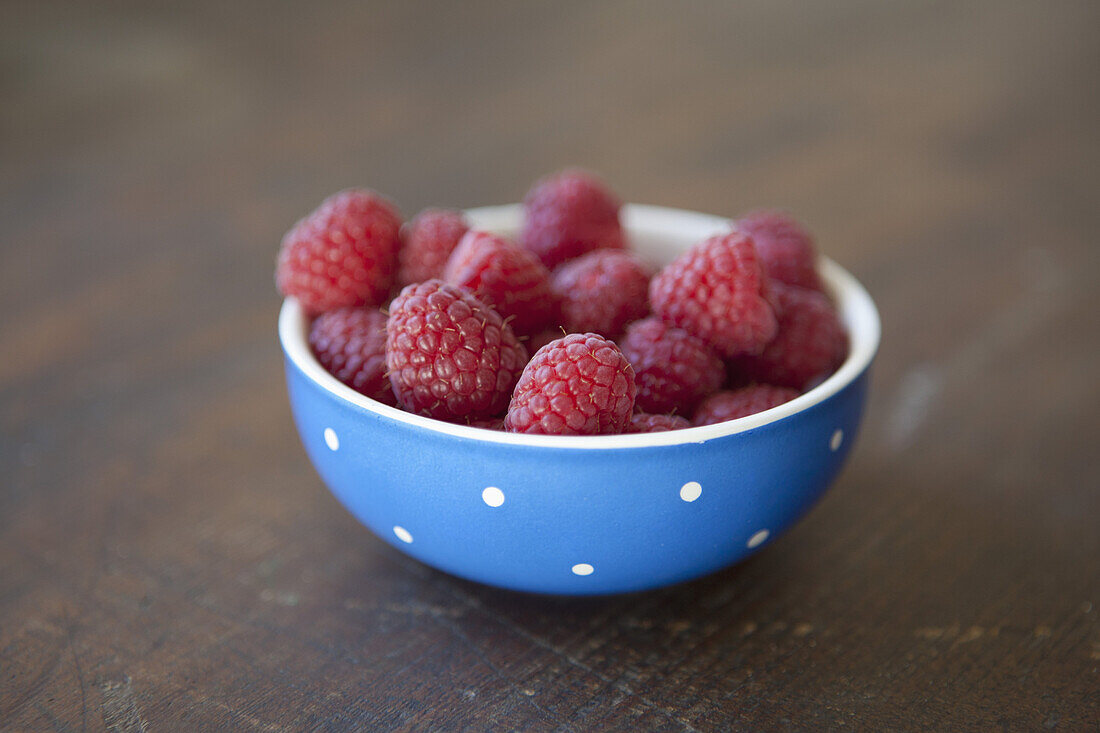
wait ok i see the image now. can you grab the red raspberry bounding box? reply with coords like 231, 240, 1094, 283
386, 280, 527, 420
736, 210, 823, 292
628, 413, 691, 433
619, 316, 724, 415
552, 250, 652, 338
397, 208, 469, 287
309, 307, 396, 406
443, 230, 555, 336
521, 169, 625, 269
276, 189, 402, 316
692, 385, 799, 426
505, 334, 636, 435
733, 283, 848, 390
649, 230, 777, 358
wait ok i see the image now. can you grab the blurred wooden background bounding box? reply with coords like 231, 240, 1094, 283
2, 1, 1098, 729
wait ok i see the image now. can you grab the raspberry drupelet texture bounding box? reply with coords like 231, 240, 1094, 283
521, 169, 625, 269
386, 280, 528, 421
736, 210, 823, 292
628, 412, 692, 433
692, 385, 800, 426
276, 189, 403, 316
619, 316, 725, 416
309, 307, 396, 406
649, 230, 777, 358
397, 208, 469, 287
552, 250, 652, 338
505, 333, 636, 435
443, 230, 555, 336
733, 283, 848, 390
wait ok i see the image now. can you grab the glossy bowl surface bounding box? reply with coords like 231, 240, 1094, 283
279, 204, 880, 594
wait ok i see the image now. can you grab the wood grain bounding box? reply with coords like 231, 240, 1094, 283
2, 1, 1098, 729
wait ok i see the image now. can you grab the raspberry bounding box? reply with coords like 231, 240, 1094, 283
692, 385, 799, 426
386, 280, 527, 420
551, 250, 652, 338
276, 189, 402, 316
443, 230, 555, 335
309, 307, 396, 405
619, 316, 724, 415
733, 283, 848, 390
397, 208, 469, 287
505, 333, 636, 435
736, 210, 823, 292
649, 230, 777, 358
521, 169, 625, 269
628, 413, 691, 433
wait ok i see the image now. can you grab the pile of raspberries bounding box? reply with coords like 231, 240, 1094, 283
276, 170, 848, 436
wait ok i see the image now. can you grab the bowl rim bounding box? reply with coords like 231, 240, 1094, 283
279, 203, 881, 449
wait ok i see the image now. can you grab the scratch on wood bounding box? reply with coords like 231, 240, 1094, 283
205, 699, 285, 732
952, 626, 985, 646
63, 607, 88, 732
915, 626, 955, 641
885, 247, 1072, 451
916, 625, 1003, 648
100, 677, 147, 733
258, 588, 300, 606
666, 619, 692, 635
886, 364, 943, 450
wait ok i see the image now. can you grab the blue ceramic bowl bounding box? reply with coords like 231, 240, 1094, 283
279, 204, 880, 595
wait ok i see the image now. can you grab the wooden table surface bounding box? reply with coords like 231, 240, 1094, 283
3, 1, 1098, 730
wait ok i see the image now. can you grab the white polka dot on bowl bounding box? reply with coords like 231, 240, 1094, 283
324, 428, 339, 451
679, 481, 702, 502
481, 486, 505, 507
747, 529, 770, 548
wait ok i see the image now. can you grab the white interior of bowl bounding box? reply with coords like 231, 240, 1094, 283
279, 204, 881, 449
